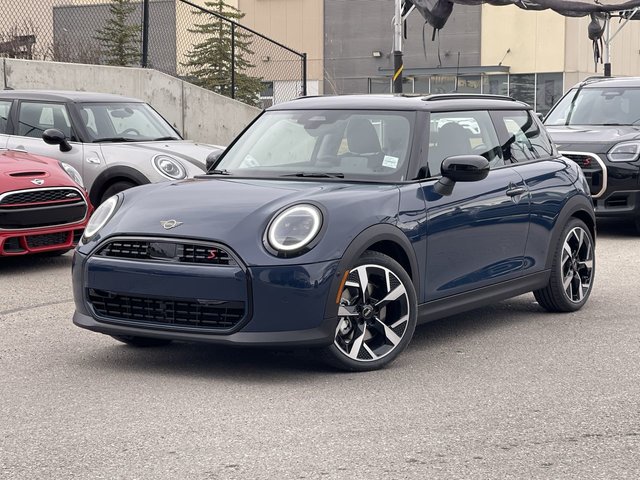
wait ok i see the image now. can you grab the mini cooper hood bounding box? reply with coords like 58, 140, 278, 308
100, 140, 223, 169
546, 125, 640, 153
100, 177, 400, 265
0, 150, 79, 191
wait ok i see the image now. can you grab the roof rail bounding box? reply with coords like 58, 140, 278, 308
580, 75, 613, 84
423, 93, 516, 102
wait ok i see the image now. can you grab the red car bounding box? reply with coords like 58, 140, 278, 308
0, 149, 91, 256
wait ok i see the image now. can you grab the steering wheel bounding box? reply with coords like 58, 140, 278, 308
122, 128, 141, 136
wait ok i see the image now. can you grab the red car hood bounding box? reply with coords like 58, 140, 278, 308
0, 150, 79, 193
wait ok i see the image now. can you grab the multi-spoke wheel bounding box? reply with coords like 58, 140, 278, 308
321, 251, 417, 371
535, 218, 595, 312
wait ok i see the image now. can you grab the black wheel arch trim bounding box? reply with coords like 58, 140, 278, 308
544, 193, 596, 270
323, 223, 420, 319
90, 166, 150, 206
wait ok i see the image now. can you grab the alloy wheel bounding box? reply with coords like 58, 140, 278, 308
334, 263, 411, 362
561, 226, 594, 303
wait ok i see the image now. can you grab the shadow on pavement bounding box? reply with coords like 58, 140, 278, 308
0, 250, 73, 274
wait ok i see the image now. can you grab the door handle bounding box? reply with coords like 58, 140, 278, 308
506, 186, 527, 197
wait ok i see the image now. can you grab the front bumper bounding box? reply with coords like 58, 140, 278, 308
72, 246, 341, 347
0, 225, 85, 256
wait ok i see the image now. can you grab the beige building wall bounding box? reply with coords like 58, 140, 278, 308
238, 0, 323, 83
481, 4, 565, 73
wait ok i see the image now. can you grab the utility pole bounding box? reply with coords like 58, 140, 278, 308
141, 0, 150, 67
393, 0, 403, 93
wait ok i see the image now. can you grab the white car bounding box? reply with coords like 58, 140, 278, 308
0, 90, 223, 205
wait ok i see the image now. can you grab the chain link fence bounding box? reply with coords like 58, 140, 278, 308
0, 0, 307, 108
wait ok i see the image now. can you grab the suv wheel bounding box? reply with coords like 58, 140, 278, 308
320, 251, 417, 371
534, 218, 595, 312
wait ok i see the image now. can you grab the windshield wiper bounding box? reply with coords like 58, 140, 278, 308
152, 136, 180, 141
208, 169, 232, 175
281, 172, 345, 178
92, 137, 139, 143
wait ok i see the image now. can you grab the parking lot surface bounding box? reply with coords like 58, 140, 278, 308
1, 222, 639, 479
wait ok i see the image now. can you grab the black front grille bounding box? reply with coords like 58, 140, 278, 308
88, 289, 244, 330
0, 202, 88, 229
563, 153, 604, 197
0, 188, 83, 207
99, 240, 236, 265
26, 232, 70, 248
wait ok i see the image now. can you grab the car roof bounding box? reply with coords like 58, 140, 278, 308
0, 89, 144, 103
269, 94, 531, 112
572, 76, 640, 89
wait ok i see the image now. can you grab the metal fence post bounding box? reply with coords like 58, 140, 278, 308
302, 52, 307, 97
231, 22, 236, 99
141, 0, 150, 67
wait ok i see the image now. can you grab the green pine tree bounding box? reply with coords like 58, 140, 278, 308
183, 0, 263, 107
94, 0, 141, 66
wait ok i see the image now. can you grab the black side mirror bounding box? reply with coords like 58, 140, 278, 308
205, 149, 223, 172
435, 155, 490, 196
42, 128, 72, 152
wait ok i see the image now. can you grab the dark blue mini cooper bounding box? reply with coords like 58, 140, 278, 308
72, 94, 596, 371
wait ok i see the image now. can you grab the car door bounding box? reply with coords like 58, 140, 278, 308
491, 109, 576, 273
5, 100, 85, 176
0, 99, 13, 149
421, 110, 531, 301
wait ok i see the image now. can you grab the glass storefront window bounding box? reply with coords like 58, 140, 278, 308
457, 76, 481, 93
414, 76, 430, 94
369, 78, 390, 94
509, 74, 536, 107
535, 73, 563, 116
430, 75, 456, 94
483, 75, 509, 95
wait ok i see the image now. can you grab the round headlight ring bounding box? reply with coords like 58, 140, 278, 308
152, 154, 187, 180
83, 195, 118, 240
267, 204, 323, 253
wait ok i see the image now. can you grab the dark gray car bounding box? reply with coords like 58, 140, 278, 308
0, 90, 223, 205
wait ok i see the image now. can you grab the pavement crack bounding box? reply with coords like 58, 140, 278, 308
0, 299, 73, 316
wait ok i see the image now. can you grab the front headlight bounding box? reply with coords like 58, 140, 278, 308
607, 141, 640, 162
266, 204, 323, 254
82, 195, 119, 242
152, 154, 186, 180
60, 162, 84, 188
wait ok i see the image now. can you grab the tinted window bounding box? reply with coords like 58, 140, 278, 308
18, 102, 72, 139
545, 87, 640, 126
427, 110, 503, 176
494, 110, 554, 162
0, 100, 11, 134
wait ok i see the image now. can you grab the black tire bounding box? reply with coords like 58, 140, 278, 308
534, 218, 595, 312
110, 335, 173, 348
320, 250, 417, 372
99, 180, 136, 205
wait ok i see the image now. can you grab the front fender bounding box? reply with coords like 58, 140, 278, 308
323, 223, 419, 319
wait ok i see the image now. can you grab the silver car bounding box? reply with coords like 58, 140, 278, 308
0, 90, 223, 205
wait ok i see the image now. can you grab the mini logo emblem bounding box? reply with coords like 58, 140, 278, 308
66, 192, 79, 198
160, 219, 183, 230
31, 179, 44, 185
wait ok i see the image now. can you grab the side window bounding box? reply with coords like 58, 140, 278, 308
427, 110, 503, 176
494, 110, 554, 163
18, 102, 73, 139
0, 100, 12, 134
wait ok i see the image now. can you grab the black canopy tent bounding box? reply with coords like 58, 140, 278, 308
392, 0, 640, 92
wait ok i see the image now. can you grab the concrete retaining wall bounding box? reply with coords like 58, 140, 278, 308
0, 58, 261, 145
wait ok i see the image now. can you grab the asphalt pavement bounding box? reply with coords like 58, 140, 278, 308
1, 222, 639, 479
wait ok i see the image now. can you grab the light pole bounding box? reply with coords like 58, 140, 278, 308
393, 0, 403, 93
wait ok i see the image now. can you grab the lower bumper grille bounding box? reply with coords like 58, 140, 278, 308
88, 289, 245, 331
26, 231, 70, 248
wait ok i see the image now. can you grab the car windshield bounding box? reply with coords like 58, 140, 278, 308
213, 109, 415, 181
545, 87, 640, 126
78, 102, 180, 142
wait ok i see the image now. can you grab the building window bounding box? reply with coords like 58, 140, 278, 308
260, 81, 274, 109
483, 75, 509, 95
369, 78, 391, 94
509, 74, 536, 106
535, 73, 563, 116
430, 75, 456, 94
457, 76, 482, 93
414, 76, 430, 94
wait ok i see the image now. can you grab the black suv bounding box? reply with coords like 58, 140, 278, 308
544, 77, 640, 231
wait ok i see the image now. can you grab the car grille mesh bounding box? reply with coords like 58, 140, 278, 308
26, 232, 70, 248
88, 289, 244, 330
0, 188, 83, 206
98, 240, 236, 265
563, 153, 604, 197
